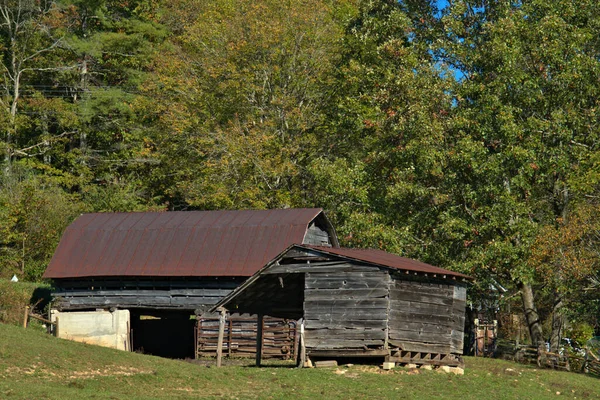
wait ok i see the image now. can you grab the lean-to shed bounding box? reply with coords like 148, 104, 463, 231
213, 244, 472, 367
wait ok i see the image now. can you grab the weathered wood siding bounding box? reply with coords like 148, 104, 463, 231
303, 222, 332, 247
388, 278, 467, 354
53, 279, 243, 311
303, 268, 390, 350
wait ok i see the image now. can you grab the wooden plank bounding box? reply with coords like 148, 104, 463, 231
54, 288, 232, 297
305, 338, 384, 349
305, 319, 387, 330
171, 297, 220, 305
308, 349, 389, 358
306, 271, 387, 280
389, 300, 452, 316
55, 279, 241, 290
304, 288, 389, 299
389, 310, 458, 326
68, 296, 171, 306
307, 329, 386, 340
307, 311, 388, 320
392, 283, 452, 298
389, 328, 451, 344
389, 290, 454, 306
304, 298, 388, 309
387, 321, 453, 334
305, 278, 389, 290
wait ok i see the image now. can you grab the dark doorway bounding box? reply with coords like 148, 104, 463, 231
130, 311, 195, 359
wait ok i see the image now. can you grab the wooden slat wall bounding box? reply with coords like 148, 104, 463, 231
196, 315, 297, 359
53, 280, 242, 310
388, 279, 467, 354
303, 269, 390, 350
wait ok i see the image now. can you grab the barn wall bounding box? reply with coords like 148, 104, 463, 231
52, 278, 244, 311
388, 278, 467, 354
303, 268, 390, 350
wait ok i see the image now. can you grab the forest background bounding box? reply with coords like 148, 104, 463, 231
0, 0, 599, 353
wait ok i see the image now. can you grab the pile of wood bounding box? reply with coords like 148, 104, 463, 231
196, 314, 297, 360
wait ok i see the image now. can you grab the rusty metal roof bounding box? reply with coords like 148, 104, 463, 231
303, 245, 472, 280
44, 209, 333, 279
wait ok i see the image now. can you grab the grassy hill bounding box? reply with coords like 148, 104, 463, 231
1, 323, 599, 399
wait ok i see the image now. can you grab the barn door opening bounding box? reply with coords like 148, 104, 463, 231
130, 310, 196, 359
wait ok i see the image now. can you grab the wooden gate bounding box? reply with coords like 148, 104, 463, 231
196, 315, 298, 360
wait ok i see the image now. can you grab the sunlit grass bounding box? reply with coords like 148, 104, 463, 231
1, 323, 599, 399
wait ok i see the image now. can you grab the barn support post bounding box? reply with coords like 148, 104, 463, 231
216, 307, 227, 368
256, 314, 264, 367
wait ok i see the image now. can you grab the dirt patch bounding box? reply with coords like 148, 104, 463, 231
2, 363, 153, 380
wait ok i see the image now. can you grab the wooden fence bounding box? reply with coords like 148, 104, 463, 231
497, 340, 600, 378
196, 315, 298, 360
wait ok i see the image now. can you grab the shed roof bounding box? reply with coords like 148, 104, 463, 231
44, 209, 336, 279
212, 245, 472, 315
304, 246, 472, 279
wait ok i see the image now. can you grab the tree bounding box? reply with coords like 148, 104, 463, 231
312, 0, 455, 261
0, 0, 76, 163
0, 162, 84, 280
142, 0, 349, 210
440, 0, 600, 346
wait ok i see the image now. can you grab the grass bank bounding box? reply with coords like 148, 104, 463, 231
1, 323, 599, 399
0, 279, 51, 325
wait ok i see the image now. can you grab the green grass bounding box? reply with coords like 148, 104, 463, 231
1, 323, 599, 399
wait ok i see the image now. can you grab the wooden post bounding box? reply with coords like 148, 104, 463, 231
256, 314, 264, 367
22, 306, 29, 328
298, 319, 306, 368
228, 317, 233, 357
216, 307, 227, 368
193, 323, 198, 360
292, 320, 300, 361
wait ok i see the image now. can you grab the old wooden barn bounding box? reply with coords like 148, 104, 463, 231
43, 208, 338, 358
214, 245, 472, 367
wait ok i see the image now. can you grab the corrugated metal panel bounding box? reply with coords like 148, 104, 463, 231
304, 246, 472, 280
44, 209, 328, 279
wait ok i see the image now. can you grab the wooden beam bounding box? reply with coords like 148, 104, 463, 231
216, 307, 226, 368
308, 349, 389, 358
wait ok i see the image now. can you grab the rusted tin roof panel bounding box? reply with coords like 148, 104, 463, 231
44, 209, 328, 279
304, 246, 472, 280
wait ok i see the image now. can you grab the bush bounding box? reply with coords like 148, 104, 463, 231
0, 279, 51, 325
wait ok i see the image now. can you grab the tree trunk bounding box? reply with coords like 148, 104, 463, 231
549, 294, 564, 353
518, 282, 544, 347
